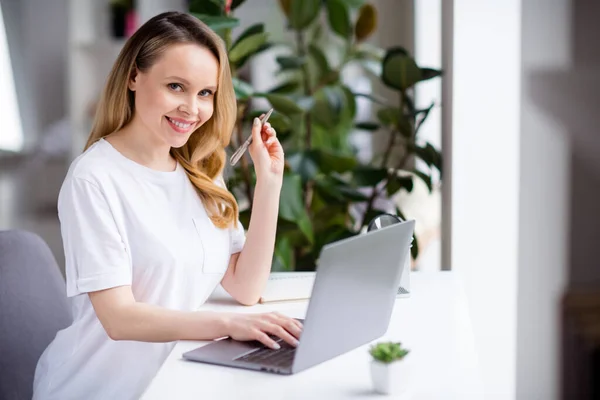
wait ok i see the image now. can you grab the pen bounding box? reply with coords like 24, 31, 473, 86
229, 108, 274, 166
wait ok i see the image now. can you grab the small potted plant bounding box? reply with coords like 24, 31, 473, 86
369, 341, 411, 395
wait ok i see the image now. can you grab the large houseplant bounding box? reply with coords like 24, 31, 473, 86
189, 0, 442, 271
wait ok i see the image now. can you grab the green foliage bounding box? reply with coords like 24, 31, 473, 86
369, 341, 409, 363
189, 1, 443, 271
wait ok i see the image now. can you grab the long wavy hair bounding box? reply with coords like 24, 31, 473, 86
84, 11, 238, 229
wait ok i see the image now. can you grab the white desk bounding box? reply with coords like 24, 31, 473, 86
141, 272, 484, 399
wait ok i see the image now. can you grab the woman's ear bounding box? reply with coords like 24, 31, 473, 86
128, 66, 139, 91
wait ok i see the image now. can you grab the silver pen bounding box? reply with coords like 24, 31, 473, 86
229, 108, 274, 166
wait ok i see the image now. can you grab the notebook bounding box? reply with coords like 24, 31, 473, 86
258, 272, 316, 303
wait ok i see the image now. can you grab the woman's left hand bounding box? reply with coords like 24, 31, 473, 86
248, 115, 284, 184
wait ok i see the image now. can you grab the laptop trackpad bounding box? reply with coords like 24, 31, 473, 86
184, 338, 263, 361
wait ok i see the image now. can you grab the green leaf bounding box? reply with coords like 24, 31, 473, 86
235, 42, 273, 69
308, 44, 331, 82
189, 0, 223, 16
274, 235, 294, 271
413, 169, 432, 193
279, 173, 314, 243
403, 93, 416, 115
268, 80, 301, 94
396, 206, 419, 258
228, 32, 269, 65
261, 93, 304, 115
352, 166, 388, 186
355, 121, 380, 131
286, 149, 357, 182
341, 85, 356, 119
232, 23, 264, 50
415, 143, 439, 168
276, 55, 306, 70
191, 14, 239, 31
314, 149, 357, 173
231, 77, 253, 100
386, 175, 413, 196
415, 101, 435, 132
313, 179, 345, 203
326, 0, 351, 38
381, 47, 423, 91
314, 176, 368, 203
312, 85, 346, 128
377, 107, 412, 137
313, 203, 348, 229
369, 341, 410, 363
355, 3, 377, 42
420, 67, 442, 82
353, 92, 388, 106
289, 0, 321, 30
411, 231, 419, 259
311, 85, 354, 130
238, 209, 251, 228
286, 151, 320, 182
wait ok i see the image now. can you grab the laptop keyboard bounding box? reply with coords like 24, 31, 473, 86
234, 343, 296, 368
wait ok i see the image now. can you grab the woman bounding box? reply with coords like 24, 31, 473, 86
33, 11, 301, 400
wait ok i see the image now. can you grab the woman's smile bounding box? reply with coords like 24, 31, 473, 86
165, 116, 197, 134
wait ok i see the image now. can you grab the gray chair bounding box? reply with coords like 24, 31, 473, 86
0, 230, 71, 400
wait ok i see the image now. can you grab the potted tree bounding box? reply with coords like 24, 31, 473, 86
369, 341, 411, 395
190, 0, 442, 272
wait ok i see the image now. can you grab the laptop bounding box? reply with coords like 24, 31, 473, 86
182, 219, 415, 375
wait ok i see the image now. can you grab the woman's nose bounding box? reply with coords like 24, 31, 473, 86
179, 97, 198, 117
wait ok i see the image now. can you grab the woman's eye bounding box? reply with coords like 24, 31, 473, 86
199, 89, 213, 97
168, 83, 183, 91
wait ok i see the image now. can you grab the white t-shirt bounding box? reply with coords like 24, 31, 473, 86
32, 138, 246, 400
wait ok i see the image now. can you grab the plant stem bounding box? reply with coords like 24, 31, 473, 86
296, 29, 315, 211
360, 130, 396, 227
296, 29, 312, 149
360, 92, 406, 227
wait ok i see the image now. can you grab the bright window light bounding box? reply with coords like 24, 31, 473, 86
0, 3, 24, 152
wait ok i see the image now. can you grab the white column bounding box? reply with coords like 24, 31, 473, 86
451, 0, 522, 398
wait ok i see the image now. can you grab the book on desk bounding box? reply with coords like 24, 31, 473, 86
259, 272, 315, 303
259, 268, 410, 304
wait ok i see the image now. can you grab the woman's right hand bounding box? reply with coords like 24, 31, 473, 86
224, 311, 303, 349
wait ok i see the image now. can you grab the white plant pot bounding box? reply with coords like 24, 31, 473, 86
370, 358, 411, 395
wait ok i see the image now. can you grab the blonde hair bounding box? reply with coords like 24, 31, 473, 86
84, 11, 238, 229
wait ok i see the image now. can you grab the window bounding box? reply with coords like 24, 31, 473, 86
0, 2, 23, 152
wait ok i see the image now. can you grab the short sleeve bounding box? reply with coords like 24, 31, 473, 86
59, 177, 132, 297
214, 175, 246, 254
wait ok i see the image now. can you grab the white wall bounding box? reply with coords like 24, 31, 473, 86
451, 1, 522, 398
516, 1, 570, 399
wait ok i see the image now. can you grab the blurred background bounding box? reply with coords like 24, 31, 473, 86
0, 0, 443, 274
1, 0, 599, 399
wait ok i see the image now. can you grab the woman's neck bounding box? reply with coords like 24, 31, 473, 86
106, 118, 177, 172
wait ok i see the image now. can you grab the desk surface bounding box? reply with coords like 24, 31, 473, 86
141, 271, 484, 399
